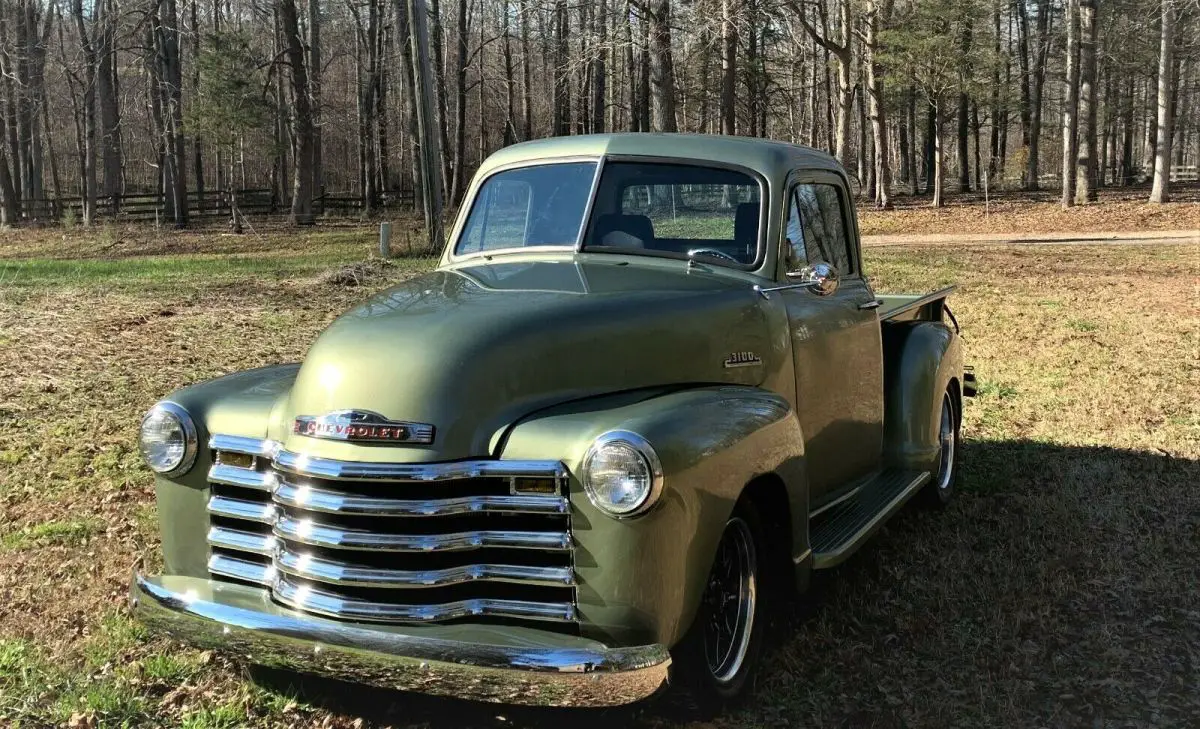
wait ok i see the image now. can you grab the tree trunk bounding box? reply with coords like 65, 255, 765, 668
520, 0, 532, 139
864, 0, 891, 208
648, 0, 677, 132
309, 0, 323, 199
405, 0, 445, 249
451, 0, 467, 200
553, 0, 569, 135
70, 0, 98, 225
279, 0, 316, 224
1025, 0, 1050, 191
931, 98, 943, 207
189, 0, 204, 214
720, 0, 736, 135
1061, 0, 1079, 207
592, 0, 607, 134
1074, 0, 1097, 204
1149, 0, 1173, 203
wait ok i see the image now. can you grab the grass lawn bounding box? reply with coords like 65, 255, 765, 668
0, 229, 1197, 727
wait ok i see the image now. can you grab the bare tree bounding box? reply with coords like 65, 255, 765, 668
1149, 0, 1174, 203
278, 0, 316, 224
648, 0, 676, 131
1061, 0, 1079, 208
1074, 0, 1097, 204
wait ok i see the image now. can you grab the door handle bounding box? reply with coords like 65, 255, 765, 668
859, 299, 882, 310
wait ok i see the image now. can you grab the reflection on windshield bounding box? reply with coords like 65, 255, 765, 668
455, 162, 596, 255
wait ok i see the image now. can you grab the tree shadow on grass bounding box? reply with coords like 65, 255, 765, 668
248, 439, 1200, 727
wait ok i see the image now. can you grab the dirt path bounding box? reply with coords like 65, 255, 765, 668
862, 229, 1199, 247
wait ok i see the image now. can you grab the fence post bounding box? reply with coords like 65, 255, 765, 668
379, 221, 392, 259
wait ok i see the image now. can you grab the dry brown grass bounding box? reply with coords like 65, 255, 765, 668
858, 181, 1200, 237
0, 237, 1197, 727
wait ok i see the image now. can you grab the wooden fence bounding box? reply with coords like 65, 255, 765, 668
1170, 165, 1198, 182
21, 187, 416, 223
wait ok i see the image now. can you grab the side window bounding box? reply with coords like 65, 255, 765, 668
793, 183, 853, 275
784, 191, 806, 273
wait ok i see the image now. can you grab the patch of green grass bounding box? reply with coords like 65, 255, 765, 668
1066, 318, 1099, 332
1, 517, 104, 551
179, 702, 250, 729
82, 612, 148, 669
141, 653, 202, 684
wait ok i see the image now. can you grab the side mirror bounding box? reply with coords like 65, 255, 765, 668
787, 261, 839, 296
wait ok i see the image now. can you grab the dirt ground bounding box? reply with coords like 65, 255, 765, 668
0, 230, 1197, 727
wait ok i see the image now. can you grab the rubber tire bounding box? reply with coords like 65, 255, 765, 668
671, 498, 773, 716
920, 387, 960, 508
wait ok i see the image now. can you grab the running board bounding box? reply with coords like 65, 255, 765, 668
810, 470, 930, 569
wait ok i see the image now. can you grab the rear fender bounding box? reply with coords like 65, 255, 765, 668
499, 386, 807, 648
881, 322, 963, 473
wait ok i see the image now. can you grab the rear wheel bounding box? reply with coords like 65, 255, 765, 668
921, 387, 959, 507
673, 500, 771, 713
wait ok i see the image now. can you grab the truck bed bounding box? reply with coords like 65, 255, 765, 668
877, 286, 957, 323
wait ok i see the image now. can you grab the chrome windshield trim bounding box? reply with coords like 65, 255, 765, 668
208, 463, 275, 491
274, 449, 568, 482
207, 553, 275, 586
209, 434, 279, 458
207, 526, 277, 556
132, 574, 670, 707
446, 156, 603, 264
207, 495, 277, 524
274, 516, 571, 552
275, 549, 575, 589
272, 575, 577, 623
273, 481, 568, 516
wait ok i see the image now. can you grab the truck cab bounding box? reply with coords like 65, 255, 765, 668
132, 134, 972, 712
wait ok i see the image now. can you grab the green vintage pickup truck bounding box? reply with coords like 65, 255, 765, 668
132, 134, 974, 710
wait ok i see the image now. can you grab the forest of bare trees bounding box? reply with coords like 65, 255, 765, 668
0, 0, 1196, 227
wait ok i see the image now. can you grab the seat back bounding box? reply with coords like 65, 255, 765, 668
591, 214, 655, 249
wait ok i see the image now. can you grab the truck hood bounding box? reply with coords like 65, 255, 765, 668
276, 258, 773, 462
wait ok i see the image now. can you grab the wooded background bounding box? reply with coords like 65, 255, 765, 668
0, 0, 1196, 227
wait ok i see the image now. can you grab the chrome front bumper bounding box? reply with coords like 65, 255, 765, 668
131, 574, 671, 707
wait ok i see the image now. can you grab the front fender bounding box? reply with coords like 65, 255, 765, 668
499, 386, 807, 648
151, 364, 300, 578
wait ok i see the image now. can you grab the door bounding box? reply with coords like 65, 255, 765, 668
779, 177, 884, 504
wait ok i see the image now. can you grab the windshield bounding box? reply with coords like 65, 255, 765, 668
456, 162, 597, 255
582, 162, 762, 266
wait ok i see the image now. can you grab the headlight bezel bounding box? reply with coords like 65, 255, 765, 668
139, 401, 199, 477
580, 430, 664, 518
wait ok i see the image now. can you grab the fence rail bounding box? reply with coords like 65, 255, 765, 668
20, 187, 416, 223
1171, 165, 1198, 182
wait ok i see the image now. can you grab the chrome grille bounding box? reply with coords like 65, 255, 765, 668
205, 435, 576, 627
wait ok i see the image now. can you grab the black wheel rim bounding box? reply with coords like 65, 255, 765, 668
702, 516, 757, 684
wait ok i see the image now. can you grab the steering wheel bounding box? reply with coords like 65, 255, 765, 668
688, 248, 740, 264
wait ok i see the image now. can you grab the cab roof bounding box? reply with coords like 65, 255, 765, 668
477, 133, 845, 182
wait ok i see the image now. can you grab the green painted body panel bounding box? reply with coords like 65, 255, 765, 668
145, 133, 964, 657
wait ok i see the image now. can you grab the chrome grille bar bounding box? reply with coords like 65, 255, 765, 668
208, 553, 275, 586
274, 515, 571, 552
209, 434, 278, 458
208, 463, 275, 492
275, 549, 575, 588
274, 449, 568, 482
273, 576, 577, 623
207, 495, 277, 524
207, 526, 277, 556
274, 481, 568, 516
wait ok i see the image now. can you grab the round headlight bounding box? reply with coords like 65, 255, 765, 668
581, 431, 663, 517
139, 402, 198, 476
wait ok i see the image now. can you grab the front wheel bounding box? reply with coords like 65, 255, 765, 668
673, 500, 771, 713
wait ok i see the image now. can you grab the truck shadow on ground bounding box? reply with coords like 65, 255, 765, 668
249, 439, 1200, 727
